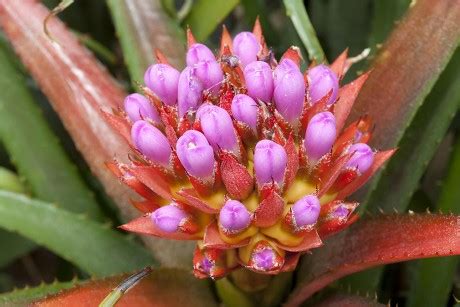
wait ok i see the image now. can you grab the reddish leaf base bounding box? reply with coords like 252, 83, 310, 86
285, 214, 460, 306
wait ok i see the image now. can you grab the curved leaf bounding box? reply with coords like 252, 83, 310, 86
0, 280, 76, 305
0, 0, 195, 268
0, 191, 155, 276
31, 269, 217, 307
107, 0, 185, 82
285, 214, 460, 306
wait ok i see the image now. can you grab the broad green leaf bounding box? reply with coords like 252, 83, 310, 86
0, 280, 76, 305
0, 191, 155, 276
0, 231, 35, 267
406, 137, 460, 307
107, 0, 185, 83
283, 0, 326, 63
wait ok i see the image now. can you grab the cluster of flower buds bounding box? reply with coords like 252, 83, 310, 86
104, 20, 395, 279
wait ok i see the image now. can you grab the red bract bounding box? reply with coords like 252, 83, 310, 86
285, 214, 460, 306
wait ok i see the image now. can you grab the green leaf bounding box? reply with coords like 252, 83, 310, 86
283, 0, 326, 63
0, 231, 35, 268
216, 278, 254, 307
107, 0, 185, 83
406, 138, 460, 306
0, 191, 155, 276
183, 0, 239, 42
0, 280, 77, 305
0, 40, 104, 220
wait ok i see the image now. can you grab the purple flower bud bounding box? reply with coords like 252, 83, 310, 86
307, 64, 339, 105
231, 94, 258, 131
151, 204, 187, 233
244, 61, 274, 103
144, 64, 180, 106
254, 140, 287, 186
186, 43, 215, 66
252, 248, 276, 271
345, 143, 374, 174
304, 112, 337, 162
198, 105, 238, 152
219, 200, 251, 233
273, 59, 306, 123
176, 130, 215, 178
123, 93, 160, 123
178, 67, 204, 118
192, 60, 223, 94
200, 257, 214, 274
333, 204, 349, 219
291, 194, 320, 228
273, 58, 298, 82
233, 31, 260, 67
131, 120, 171, 166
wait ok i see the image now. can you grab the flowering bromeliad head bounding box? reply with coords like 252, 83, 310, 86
104, 21, 395, 279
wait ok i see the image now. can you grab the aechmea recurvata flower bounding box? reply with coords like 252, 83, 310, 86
123, 93, 160, 123
144, 63, 180, 105
106, 22, 396, 279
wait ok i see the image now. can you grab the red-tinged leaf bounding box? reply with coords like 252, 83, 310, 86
280, 253, 301, 273
313, 293, 385, 307
318, 202, 359, 238
285, 214, 460, 306
203, 222, 250, 249
337, 149, 396, 199
252, 17, 269, 57
334, 72, 370, 133
220, 153, 254, 200
130, 166, 172, 200
187, 28, 197, 48
275, 230, 322, 253
280, 46, 303, 66
101, 111, 134, 147
154, 49, 170, 65
177, 189, 219, 214
220, 25, 233, 55
329, 49, 348, 80
284, 135, 299, 190
318, 153, 352, 197
347, 0, 460, 149
254, 190, 284, 228
31, 268, 217, 307
130, 199, 160, 213
120, 214, 201, 240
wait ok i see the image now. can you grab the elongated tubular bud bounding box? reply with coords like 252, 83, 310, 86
304, 112, 337, 162
254, 140, 287, 187
151, 203, 187, 233
176, 130, 216, 179
231, 94, 258, 132
219, 200, 251, 234
123, 93, 160, 123
345, 143, 374, 174
192, 60, 223, 94
131, 120, 171, 166
197, 105, 238, 153
186, 43, 216, 66
291, 194, 320, 229
178, 67, 204, 117
307, 64, 339, 105
144, 64, 180, 105
233, 31, 260, 67
244, 61, 274, 103
273, 59, 305, 123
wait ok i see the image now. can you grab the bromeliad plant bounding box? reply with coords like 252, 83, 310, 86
106, 23, 394, 278
0, 0, 459, 306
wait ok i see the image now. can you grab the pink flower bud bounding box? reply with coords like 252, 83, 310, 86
198, 105, 238, 152
219, 200, 251, 233
231, 94, 258, 131
192, 60, 223, 94
304, 112, 337, 162
244, 61, 274, 103
232, 31, 260, 67
151, 204, 187, 233
307, 64, 339, 105
273, 59, 305, 123
178, 67, 204, 118
292, 194, 320, 228
254, 140, 287, 186
346, 143, 374, 173
252, 247, 276, 271
176, 130, 215, 178
144, 64, 180, 105
131, 120, 171, 166
123, 93, 160, 123
186, 43, 215, 66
